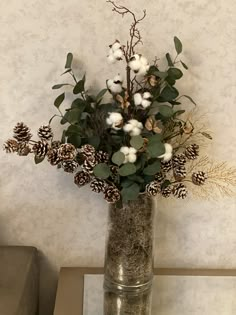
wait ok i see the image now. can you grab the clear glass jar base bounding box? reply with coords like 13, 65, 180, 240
103, 277, 153, 294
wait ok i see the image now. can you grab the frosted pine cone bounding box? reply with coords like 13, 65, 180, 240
62, 160, 78, 173
38, 125, 53, 141
47, 149, 61, 165
82, 156, 97, 174
161, 160, 173, 173
80, 144, 96, 158
33, 141, 49, 158
13, 122, 32, 142
58, 143, 77, 161
17, 142, 31, 156
95, 151, 109, 164
174, 166, 187, 180
104, 185, 120, 203
74, 171, 91, 187
155, 172, 166, 183
172, 153, 186, 167
185, 144, 199, 160
161, 186, 172, 198
51, 141, 61, 149
145, 181, 160, 197
3, 139, 19, 153
192, 171, 208, 186
173, 183, 188, 199
90, 178, 107, 193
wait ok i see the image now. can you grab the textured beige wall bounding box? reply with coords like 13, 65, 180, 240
0, 0, 235, 314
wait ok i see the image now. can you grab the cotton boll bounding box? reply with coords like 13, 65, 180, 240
107, 55, 116, 64
129, 55, 142, 71
164, 143, 173, 154
158, 143, 173, 161
109, 112, 123, 123
107, 79, 113, 88
137, 65, 148, 76
113, 74, 123, 84
123, 123, 133, 132
110, 82, 123, 94
162, 152, 172, 162
140, 56, 148, 66
143, 92, 152, 100
113, 49, 123, 59
129, 147, 137, 155
128, 153, 137, 163
120, 146, 130, 155
112, 42, 121, 52
141, 99, 151, 109
146, 64, 150, 72
130, 127, 142, 136
134, 93, 143, 106
137, 121, 143, 129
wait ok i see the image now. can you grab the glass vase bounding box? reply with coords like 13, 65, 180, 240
104, 194, 155, 293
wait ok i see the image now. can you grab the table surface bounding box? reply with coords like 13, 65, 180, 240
53, 267, 236, 315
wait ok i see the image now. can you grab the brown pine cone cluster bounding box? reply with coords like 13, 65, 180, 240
13, 122, 32, 143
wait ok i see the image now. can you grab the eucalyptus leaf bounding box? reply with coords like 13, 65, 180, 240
167, 67, 183, 80
118, 163, 136, 177
61, 68, 72, 76
96, 89, 107, 103
73, 80, 85, 94
54, 92, 65, 108
174, 110, 186, 117
52, 84, 71, 90
61, 108, 81, 125
147, 142, 165, 158
65, 53, 73, 69
166, 53, 174, 67
121, 179, 134, 188
180, 60, 188, 70
87, 136, 100, 149
93, 163, 111, 179
153, 71, 168, 79
67, 134, 81, 147
34, 155, 44, 164
201, 132, 213, 140
148, 102, 160, 116
130, 135, 144, 150
112, 151, 125, 166
158, 105, 174, 118
128, 174, 144, 183
174, 36, 182, 54
61, 130, 66, 144
65, 125, 81, 136
121, 183, 140, 201
159, 86, 179, 102
143, 160, 161, 175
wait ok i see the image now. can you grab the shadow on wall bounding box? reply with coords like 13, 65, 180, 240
38, 251, 59, 315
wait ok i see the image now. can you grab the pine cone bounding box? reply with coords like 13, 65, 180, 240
17, 142, 31, 156
13, 122, 32, 142
90, 178, 107, 193
161, 186, 172, 198
51, 141, 61, 149
37, 125, 53, 141
192, 171, 208, 186
80, 144, 96, 158
74, 171, 91, 187
172, 153, 186, 167
95, 151, 109, 164
174, 166, 187, 180
82, 156, 97, 174
185, 144, 199, 160
161, 160, 173, 173
47, 149, 61, 165
104, 185, 121, 203
3, 139, 19, 153
33, 141, 49, 157
155, 172, 166, 183
145, 181, 161, 197
58, 143, 77, 161
173, 183, 188, 199
62, 160, 78, 173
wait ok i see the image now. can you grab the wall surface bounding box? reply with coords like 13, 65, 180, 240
0, 0, 235, 314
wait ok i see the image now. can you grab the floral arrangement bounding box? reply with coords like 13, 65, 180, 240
3, 1, 236, 203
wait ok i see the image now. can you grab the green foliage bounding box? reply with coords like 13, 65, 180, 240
167, 67, 183, 80
158, 105, 174, 118
93, 163, 111, 179
143, 160, 161, 175
146, 135, 165, 157
112, 151, 125, 166
96, 89, 107, 103
52, 84, 71, 90
67, 135, 81, 147
158, 86, 179, 102
121, 183, 140, 201
118, 163, 136, 176
73, 79, 85, 94
34, 155, 44, 164
65, 53, 73, 69
130, 135, 144, 150
180, 60, 188, 70
181, 95, 197, 106
166, 53, 174, 66
174, 36, 182, 54
54, 93, 65, 108
61, 108, 82, 125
